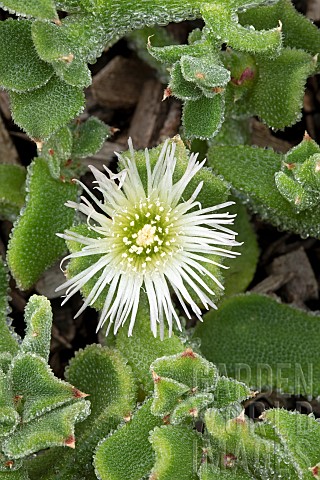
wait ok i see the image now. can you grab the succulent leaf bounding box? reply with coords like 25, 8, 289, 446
150, 425, 202, 480
208, 144, 320, 238
195, 293, 320, 397
7, 158, 78, 290
9, 76, 84, 141
0, 0, 58, 21
0, 20, 53, 93
0, 260, 19, 356
0, 165, 26, 222
94, 399, 163, 480
2, 400, 90, 459
20, 295, 52, 361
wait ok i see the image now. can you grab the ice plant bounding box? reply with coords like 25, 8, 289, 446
57, 138, 240, 337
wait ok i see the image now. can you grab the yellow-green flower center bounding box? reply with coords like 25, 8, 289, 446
111, 198, 181, 274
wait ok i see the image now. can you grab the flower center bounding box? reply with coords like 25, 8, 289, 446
111, 198, 182, 274
136, 224, 156, 247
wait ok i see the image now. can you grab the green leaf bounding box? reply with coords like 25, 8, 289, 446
0, 369, 20, 438
151, 377, 190, 417
181, 55, 230, 89
9, 75, 84, 140
170, 392, 214, 424
0, 20, 53, 93
57, 344, 136, 479
8, 353, 79, 422
94, 399, 163, 480
263, 409, 320, 477
239, 0, 320, 59
115, 295, 185, 394
204, 407, 298, 479
248, 48, 315, 129
7, 158, 78, 290
0, 260, 19, 356
151, 349, 218, 392
0, 469, 30, 480
150, 425, 202, 480
274, 171, 318, 213
71, 117, 110, 158
221, 200, 259, 298
41, 126, 73, 179
51, 58, 92, 89
2, 400, 90, 459
0, 165, 26, 222
202, 3, 282, 54
211, 376, 251, 409
194, 293, 320, 397
65, 344, 136, 435
170, 62, 202, 101
0, 0, 58, 21
199, 464, 252, 479
208, 145, 320, 238
20, 295, 52, 361
183, 95, 225, 139
294, 153, 320, 191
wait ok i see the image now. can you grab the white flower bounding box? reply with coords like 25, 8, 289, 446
57, 138, 240, 337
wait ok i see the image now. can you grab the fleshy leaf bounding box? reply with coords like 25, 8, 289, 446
195, 293, 320, 397
9, 353, 78, 422
56, 344, 137, 479
208, 144, 320, 238
221, 200, 259, 298
181, 56, 230, 89
151, 377, 190, 417
183, 94, 225, 139
205, 407, 297, 479
151, 349, 218, 392
9, 75, 84, 140
0, 369, 20, 438
0, 20, 53, 93
212, 376, 252, 409
41, 126, 73, 179
115, 295, 185, 394
199, 463, 256, 479
0, 260, 19, 356
0, 164, 26, 222
2, 400, 90, 459
65, 344, 136, 434
262, 408, 320, 477
170, 62, 202, 101
20, 295, 52, 361
94, 399, 163, 480
248, 48, 316, 129
70, 117, 110, 158
0, 0, 58, 21
7, 158, 78, 290
170, 392, 214, 424
239, 0, 320, 59
150, 425, 202, 480
202, 3, 282, 53
274, 171, 318, 213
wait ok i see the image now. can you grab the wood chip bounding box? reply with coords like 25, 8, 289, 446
250, 119, 292, 153
158, 99, 181, 142
0, 114, 19, 165
35, 261, 67, 299
306, 0, 320, 20
81, 140, 125, 170
128, 79, 168, 149
251, 273, 294, 294
269, 247, 319, 303
92, 56, 153, 109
